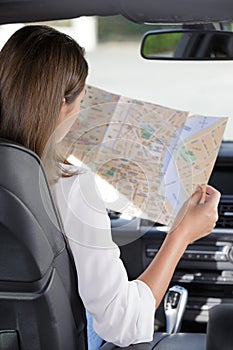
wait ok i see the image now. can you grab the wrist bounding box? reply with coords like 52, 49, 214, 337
167, 225, 190, 250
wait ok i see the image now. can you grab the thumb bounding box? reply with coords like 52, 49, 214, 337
190, 186, 203, 205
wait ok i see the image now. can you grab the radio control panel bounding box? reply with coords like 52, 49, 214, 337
145, 242, 233, 263
143, 233, 233, 279
182, 245, 231, 262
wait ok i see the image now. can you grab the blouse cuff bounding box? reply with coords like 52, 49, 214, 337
133, 279, 156, 343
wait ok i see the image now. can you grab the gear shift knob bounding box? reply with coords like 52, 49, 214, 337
164, 285, 188, 334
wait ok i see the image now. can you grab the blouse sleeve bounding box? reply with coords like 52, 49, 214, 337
54, 171, 156, 347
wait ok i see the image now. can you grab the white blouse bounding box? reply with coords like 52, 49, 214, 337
53, 170, 156, 347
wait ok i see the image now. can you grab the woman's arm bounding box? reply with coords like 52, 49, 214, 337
54, 172, 156, 346
137, 185, 220, 307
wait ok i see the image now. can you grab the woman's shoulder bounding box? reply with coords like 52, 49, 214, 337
54, 166, 107, 214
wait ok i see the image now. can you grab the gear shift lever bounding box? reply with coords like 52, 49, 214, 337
164, 285, 188, 334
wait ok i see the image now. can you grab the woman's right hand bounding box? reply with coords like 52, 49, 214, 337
138, 184, 220, 307
170, 185, 221, 246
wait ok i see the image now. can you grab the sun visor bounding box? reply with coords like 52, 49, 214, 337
119, 0, 233, 23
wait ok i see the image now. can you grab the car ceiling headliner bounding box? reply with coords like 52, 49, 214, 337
0, 0, 233, 24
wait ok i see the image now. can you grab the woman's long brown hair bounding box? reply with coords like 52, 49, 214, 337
0, 25, 88, 179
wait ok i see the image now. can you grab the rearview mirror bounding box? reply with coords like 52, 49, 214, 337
141, 29, 233, 60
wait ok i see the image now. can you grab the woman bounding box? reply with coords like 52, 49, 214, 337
0, 25, 220, 349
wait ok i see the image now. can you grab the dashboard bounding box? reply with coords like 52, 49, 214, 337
110, 141, 233, 332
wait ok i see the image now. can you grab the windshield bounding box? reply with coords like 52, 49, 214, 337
0, 17, 232, 141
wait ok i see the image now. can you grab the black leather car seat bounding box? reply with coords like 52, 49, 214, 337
0, 139, 87, 350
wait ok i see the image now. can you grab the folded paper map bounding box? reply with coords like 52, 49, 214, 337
61, 85, 228, 226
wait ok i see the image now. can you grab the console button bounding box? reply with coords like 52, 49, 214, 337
215, 253, 227, 261
203, 254, 210, 260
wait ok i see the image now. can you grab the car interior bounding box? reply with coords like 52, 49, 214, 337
0, 0, 233, 349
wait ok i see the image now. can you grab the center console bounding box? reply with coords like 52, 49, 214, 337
142, 225, 233, 327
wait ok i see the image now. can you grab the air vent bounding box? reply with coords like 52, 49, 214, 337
217, 202, 233, 228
